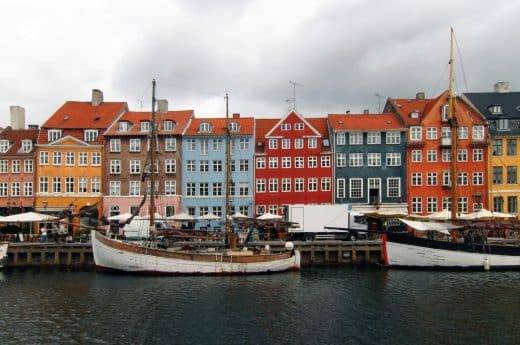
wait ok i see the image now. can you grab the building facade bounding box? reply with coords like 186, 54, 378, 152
0, 106, 39, 216
103, 103, 193, 218
385, 91, 489, 215
328, 113, 407, 213
254, 111, 333, 215
35, 89, 127, 229
182, 115, 254, 228
464, 82, 520, 214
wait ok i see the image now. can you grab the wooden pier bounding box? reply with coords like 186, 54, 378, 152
5, 240, 382, 268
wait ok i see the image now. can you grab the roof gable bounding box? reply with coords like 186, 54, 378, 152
44, 135, 93, 147
264, 111, 322, 137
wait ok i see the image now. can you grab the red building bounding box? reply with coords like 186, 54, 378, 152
385, 91, 489, 215
254, 111, 333, 215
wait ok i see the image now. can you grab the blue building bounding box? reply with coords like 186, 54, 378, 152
328, 113, 408, 214
181, 116, 255, 229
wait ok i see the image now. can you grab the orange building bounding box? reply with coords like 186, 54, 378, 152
385, 91, 489, 215
35, 89, 127, 231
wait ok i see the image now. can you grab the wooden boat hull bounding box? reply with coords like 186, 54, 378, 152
92, 231, 300, 275
383, 233, 520, 270
0, 242, 8, 268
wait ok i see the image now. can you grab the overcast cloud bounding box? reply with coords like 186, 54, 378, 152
1, 0, 519, 126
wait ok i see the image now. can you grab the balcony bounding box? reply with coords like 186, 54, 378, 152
440, 137, 451, 147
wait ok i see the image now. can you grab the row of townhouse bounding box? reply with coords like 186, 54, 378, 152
0, 83, 518, 229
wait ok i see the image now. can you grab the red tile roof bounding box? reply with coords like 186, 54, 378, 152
184, 117, 254, 136
105, 110, 194, 136
327, 113, 405, 131
386, 98, 433, 126
0, 126, 39, 156
306, 117, 330, 137
254, 118, 279, 149
42, 101, 127, 129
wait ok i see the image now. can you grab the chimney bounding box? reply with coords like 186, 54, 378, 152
10, 106, 25, 130
494, 82, 510, 93
28, 124, 39, 130
363, 109, 370, 115
91, 89, 104, 106
416, 92, 425, 100
232, 113, 240, 119
157, 99, 168, 113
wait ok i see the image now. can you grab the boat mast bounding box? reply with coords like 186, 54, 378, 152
224, 92, 234, 249
150, 79, 157, 231
448, 28, 459, 220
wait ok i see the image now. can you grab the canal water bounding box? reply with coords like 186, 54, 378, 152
0, 268, 518, 345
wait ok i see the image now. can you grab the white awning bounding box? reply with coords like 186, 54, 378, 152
107, 213, 133, 222
399, 218, 462, 235
257, 212, 283, 221
459, 208, 516, 220
197, 213, 221, 221
167, 212, 195, 221
0, 212, 59, 223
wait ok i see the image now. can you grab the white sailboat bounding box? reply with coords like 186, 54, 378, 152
92, 80, 300, 274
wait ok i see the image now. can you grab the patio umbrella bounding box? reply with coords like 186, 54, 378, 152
256, 212, 283, 221
231, 212, 249, 219
107, 213, 133, 222
0, 212, 58, 222
197, 213, 221, 221
167, 212, 195, 221
136, 213, 165, 220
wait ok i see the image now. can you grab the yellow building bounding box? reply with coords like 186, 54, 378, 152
35, 89, 127, 231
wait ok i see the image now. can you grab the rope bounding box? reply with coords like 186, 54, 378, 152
454, 34, 469, 93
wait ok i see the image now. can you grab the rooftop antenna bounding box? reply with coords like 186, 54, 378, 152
138, 99, 144, 111
375, 93, 385, 113
286, 81, 303, 111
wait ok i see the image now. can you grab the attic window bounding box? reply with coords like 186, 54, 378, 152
84, 129, 99, 142
21, 140, 32, 153
47, 129, 62, 142
163, 120, 176, 131
410, 111, 419, 119
199, 122, 211, 133
488, 105, 503, 114
118, 121, 130, 132
295, 123, 304, 130
229, 122, 240, 132
140, 121, 151, 132
441, 104, 449, 121
0, 140, 9, 153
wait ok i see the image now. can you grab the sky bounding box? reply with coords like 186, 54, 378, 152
1, 0, 519, 127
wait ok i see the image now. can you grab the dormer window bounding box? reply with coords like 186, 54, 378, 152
140, 121, 151, 132
84, 129, 99, 142
229, 122, 240, 132
163, 120, 175, 131
47, 129, 62, 142
281, 123, 291, 131
410, 111, 419, 119
199, 122, 211, 133
441, 104, 449, 121
118, 121, 131, 132
488, 105, 503, 114
0, 140, 9, 153
295, 123, 304, 130
21, 140, 32, 153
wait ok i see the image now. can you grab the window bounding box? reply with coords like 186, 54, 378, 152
0, 140, 9, 153
239, 182, 249, 196
492, 139, 503, 156
443, 171, 451, 186
165, 138, 176, 151
336, 133, 346, 145
410, 126, 422, 141
386, 131, 400, 144
281, 139, 291, 149
489, 105, 503, 114
321, 177, 331, 191
441, 104, 449, 121
199, 182, 209, 196
239, 159, 249, 172
199, 122, 211, 133
165, 159, 176, 174
336, 153, 347, 167
47, 129, 62, 142
130, 160, 141, 174
39, 177, 48, 193
212, 138, 222, 151
457, 127, 468, 139
110, 160, 121, 174
52, 152, 62, 166
507, 166, 517, 184
294, 138, 304, 149
52, 177, 61, 193
24, 160, 33, 173
0, 183, 7, 196
212, 160, 222, 172
186, 139, 196, 151
472, 126, 484, 140
84, 129, 99, 142
269, 157, 278, 169
269, 179, 278, 192
386, 153, 401, 166
308, 138, 317, 148
308, 156, 317, 168
0, 161, 6, 173
473, 172, 484, 185
295, 178, 304, 192
24, 182, 33, 196
268, 205, 278, 215
212, 182, 222, 196
281, 123, 291, 131
268, 139, 278, 149
256, 179, 266, 193
426, 150, 437, 162
79, 152, 88, 166
200, 139, 208, 155
295, 123, 304, 130
427, 197, 437, 213
140, 121, 151, 132
349, 153, 363, 167
186, 183, 196, 196
321, 156, 331, 167
336, 178, 345, 198
412, 197, 422, 213
230, 160, 236, 172
508, 196, 517, 214
256, 205, 265, 215
442, 197, 452, 211
163, 120, 175, 131
65, 152, 75, 166
387, 178, 400, 198
187, 160, 196, 172
238, 138, 249, 150
442, 149, 451, 162
473, 149, 483, 162
109, 181, 121, 196
78, 177, 88, 193
411, 150, 422, 162
282, 157, 291, 168
92, 152, 101, 165
11, 160, 20, 173
65, 177, 74, 193
21, 140, 32, 153
9, 182, 20, 197
426, 127, 437, 140
239, 206, 249, 216
367, 132, 381, 144
109, 139, 121, 153
118, 121, 130, 132
459, 197, 468, 214
457, 172, 468, 186
457, 149, 468, 162
199, 160, 209, 172
367, 153, 381, 166
91, 177, 101, 193
349, 132, 363, 145
295, 157, 304, 168
507, 139, 517, 156
308, 178, 318, 192
411, 173, 422, 186
493, 197, 504, 213
427, 172, 437, 186
497, 119, 510, 131
256, 157, 266, 169
441, 127, 451, 138
493, 167, 503, 184
128, 181, 140, 196
349, 178, 363, 198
